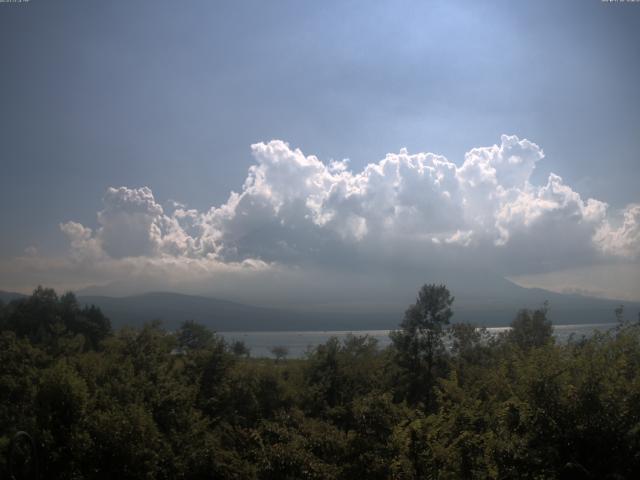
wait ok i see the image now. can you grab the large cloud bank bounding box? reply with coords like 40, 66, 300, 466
60, 135, 639, 269
4, 135, 639, 301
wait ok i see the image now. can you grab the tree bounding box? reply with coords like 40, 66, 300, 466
270, 345, 289, 363
36, 362, 90, 477
304, 335, 383, 418
176, 320, 215, 351
60, 292, 111, 349
448, 322, 492, 381
6, 286, 59, 343
231, 340, 251, 358
507, 302, 553, 350
390, 284, 454, 408
2, 288, 110, 352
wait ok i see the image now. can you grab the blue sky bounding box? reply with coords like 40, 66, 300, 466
1, 0, 639, 302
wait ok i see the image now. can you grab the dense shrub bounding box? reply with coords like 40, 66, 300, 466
1, 286, 638, 479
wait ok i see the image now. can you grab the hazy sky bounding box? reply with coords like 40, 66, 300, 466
1, 0, 639, 303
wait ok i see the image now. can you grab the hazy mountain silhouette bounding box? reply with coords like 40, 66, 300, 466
0, 290, 26, 303
77, 287, 638, 331
2, 277, 638, 331
76, 292, 334, 331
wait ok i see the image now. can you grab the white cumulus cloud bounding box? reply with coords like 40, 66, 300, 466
595, 203, 640, 260
56, 135, 639, 275
3, 134, 635, 301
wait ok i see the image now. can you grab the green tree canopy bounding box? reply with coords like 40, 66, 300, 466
2, 287, 110, 351
176, 320, 215, 351
390, 284, 454, 408
507, 303, 553, 350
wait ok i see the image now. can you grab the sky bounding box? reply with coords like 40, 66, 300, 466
1, 0, 639, 306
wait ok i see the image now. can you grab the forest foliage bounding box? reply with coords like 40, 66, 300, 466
1, 285, 639, 479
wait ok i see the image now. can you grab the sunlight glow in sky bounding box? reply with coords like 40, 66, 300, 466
0, 0, 638, 303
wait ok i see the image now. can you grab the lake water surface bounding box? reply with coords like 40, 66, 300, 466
220, 323, 617, 358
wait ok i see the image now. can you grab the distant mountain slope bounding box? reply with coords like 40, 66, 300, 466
4, 284, 638, 331
453, 287, 638, 327
76, 289, 640, 332
0, 290, 26, 303
77, 292, 391, 331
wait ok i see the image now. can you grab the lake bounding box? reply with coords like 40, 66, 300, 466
220, 322, 618, 358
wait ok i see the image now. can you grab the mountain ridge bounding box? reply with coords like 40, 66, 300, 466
2, 285, 638, 331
